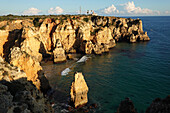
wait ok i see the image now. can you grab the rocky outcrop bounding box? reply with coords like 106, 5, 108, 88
109, 18, 150, 42
116, 96, 170, 113
9, 47, 51, 93
21, 27, 43, 62
39, 18, 56, 52
0, 56, 53, 113
53, 20, 76, 53
146, 95, 170, 113
70, 72, 89, 108
0, 56, 26, 82
53, 40, 66, 63
0, 29, 22, 61
116, 98, 138, 113
0, 79, 53, 113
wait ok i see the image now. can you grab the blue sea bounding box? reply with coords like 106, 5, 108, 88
42, 16, 170, 113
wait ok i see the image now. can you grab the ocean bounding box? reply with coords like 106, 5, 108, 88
42, 16, 170, 113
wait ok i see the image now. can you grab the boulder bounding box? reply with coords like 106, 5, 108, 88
70, 72, 89, 108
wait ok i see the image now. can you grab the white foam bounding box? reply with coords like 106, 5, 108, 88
77, 55, 89, 63
61, 55, 90, 76
61, 68, 71, 76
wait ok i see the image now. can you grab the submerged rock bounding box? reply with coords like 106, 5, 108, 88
116, 98, 138, 113
146, 95, 170, 113
70, 72, 89, 108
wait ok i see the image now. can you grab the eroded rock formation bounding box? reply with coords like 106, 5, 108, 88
0, 56, 53, 113
9, 47, 51, 93
53, 40, 66, 63
0, 15, 150, 63
70, 72, 89, 108
0, 56, 26, 81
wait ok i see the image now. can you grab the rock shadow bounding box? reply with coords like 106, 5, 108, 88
3, 29, 24, 62
0, 77, 53, 113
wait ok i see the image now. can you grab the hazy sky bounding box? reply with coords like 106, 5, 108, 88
0, 0, 170, 16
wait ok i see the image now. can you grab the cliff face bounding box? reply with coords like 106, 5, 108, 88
0, 15, 149, 63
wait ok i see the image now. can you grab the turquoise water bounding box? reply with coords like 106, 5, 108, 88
42, 16, 170, 113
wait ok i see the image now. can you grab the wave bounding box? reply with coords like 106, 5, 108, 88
77, 55, 89, 63
61, 68, 71, 76
61, 55, 90, 76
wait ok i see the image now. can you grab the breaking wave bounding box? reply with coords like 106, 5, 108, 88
61, 55, 90, 76
61, 68, 71, 76
76, 55, 89, 63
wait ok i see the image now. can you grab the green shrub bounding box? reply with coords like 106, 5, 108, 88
33, 18, 42, 27
83, 18, 89, 22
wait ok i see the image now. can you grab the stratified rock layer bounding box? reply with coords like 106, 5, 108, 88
70, 72, 89, 108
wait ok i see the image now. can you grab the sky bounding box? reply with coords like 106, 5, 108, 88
0, 0, 170, 16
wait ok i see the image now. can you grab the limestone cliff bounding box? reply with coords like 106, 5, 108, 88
0, 15, 149, 63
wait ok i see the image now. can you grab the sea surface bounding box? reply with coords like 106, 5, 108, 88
42, 16, 170, 113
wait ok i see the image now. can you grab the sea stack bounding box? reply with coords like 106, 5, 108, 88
70, 72, 89, 108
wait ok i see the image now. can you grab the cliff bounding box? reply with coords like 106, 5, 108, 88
0, 15, 149, 64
